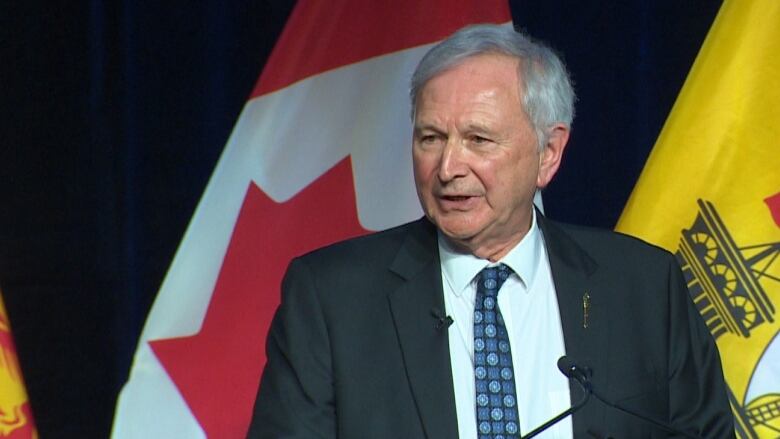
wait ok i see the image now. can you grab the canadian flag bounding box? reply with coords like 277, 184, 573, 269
112, 1, 511, 437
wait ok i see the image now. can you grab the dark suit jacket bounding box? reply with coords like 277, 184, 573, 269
248, 216, 734, 438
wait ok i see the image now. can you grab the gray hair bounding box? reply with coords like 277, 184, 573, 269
410, 24, 575, 150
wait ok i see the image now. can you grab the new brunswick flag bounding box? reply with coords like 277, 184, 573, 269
0, 291, 37, 439
616, 1, 780, 437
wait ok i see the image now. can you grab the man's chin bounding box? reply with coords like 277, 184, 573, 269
435, 222, 481, 249
429, 211, 480, 233
439, 227, 475, 241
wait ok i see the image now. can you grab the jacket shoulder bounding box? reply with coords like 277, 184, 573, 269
547, 219, 677, 268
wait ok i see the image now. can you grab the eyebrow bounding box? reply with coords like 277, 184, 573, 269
413, 123, 443, 134
412, 120, 498, 138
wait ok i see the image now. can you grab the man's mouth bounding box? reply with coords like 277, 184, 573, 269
437, 194, 479, 210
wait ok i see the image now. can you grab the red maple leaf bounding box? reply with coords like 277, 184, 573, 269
149, 158, 369, 438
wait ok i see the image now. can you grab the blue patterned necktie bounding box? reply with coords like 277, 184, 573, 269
474, 264, 520, 438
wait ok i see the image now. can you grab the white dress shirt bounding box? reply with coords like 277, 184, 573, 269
439, 210, 573, 438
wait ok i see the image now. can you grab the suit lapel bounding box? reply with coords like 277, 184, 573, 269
386, 216, 611, 437
538, 215, 609, 436
387, 219, 459, 439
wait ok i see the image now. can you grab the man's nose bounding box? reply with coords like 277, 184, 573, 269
438, 139, 468, 182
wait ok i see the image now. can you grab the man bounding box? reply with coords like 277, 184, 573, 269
248, 24, 734, 438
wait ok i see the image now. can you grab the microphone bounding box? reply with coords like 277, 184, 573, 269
519, 357, 591, 439
430, 308, 453, 330
556, 356, 703, 439
557, 355, 592, 392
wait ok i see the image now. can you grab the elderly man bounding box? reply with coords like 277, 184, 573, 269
248, 24, 734, 438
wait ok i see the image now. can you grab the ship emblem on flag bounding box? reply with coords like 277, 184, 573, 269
615, 1, 780, 436
676, 198, 780, 437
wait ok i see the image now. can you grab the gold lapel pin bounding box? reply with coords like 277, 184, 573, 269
582, 292, 591, 329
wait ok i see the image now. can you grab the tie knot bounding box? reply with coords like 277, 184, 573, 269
477, 264, 512, 298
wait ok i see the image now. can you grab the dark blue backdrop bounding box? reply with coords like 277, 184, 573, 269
1, 1, 720, 436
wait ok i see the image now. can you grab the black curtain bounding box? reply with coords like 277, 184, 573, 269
1, 1, 720, 437
3, 1, 295, 436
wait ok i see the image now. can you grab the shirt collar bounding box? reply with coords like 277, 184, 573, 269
438, 209, 542, 296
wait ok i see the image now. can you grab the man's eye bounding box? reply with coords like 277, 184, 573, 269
472, 136, 490, 144
420, 135, 439, 143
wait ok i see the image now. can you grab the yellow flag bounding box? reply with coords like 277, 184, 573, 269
0, 291, 37, 439
616, 1, 780, 437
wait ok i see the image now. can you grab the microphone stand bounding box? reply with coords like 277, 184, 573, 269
556, 356, 703, 439
520, 375, 590, 439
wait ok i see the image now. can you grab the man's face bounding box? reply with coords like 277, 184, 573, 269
412, 54, 565, 259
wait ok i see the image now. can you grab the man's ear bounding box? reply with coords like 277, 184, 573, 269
537, 123, 570, 188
